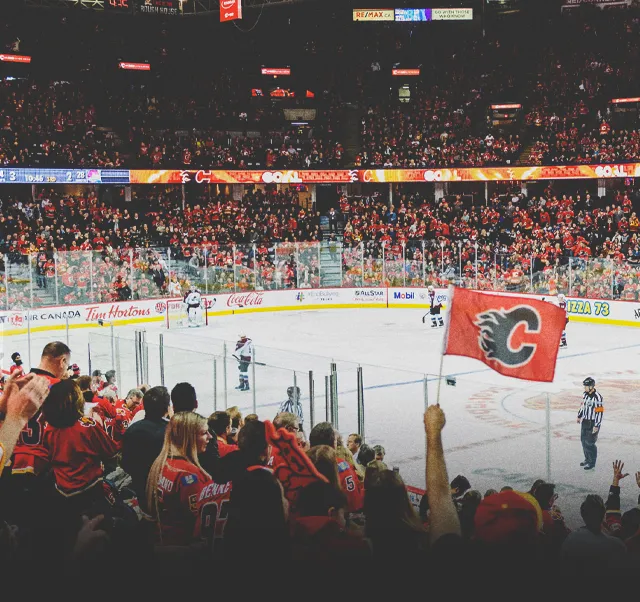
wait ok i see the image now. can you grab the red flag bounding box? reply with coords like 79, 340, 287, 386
264, 421, 327, 512
220, 0, 242, 22
443, 287, 565, 382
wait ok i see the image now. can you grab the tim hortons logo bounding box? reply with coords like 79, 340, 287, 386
227, 292, 264, 307
475, 306, 541, 368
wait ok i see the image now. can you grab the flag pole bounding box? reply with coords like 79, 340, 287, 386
435, 285, 455, 405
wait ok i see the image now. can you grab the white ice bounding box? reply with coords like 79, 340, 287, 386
4, 308, 640, 528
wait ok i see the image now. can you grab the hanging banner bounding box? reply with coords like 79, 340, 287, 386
220, 0, 242, 21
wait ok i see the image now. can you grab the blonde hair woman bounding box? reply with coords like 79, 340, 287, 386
146, 412, 213, 546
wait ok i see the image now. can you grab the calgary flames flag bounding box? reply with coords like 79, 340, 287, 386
443, 288, 566, 382
220, 0, 242, 21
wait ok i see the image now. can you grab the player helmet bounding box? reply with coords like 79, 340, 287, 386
428, 285, 434, 292
583, 377, 595, 388
238, 332, 247, 339
557, 293, 566, 301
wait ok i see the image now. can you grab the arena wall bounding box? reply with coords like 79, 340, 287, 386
1, 287, 639, 336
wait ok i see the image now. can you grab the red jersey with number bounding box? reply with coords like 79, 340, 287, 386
196, 479, 233, 552
155, 457, 211, 546
337, 458, 364, 512
11, 369, 60, 475
43, 416, 120, 496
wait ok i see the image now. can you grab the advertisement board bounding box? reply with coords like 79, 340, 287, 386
352, 9, 395, 21
1, 288, 638, 336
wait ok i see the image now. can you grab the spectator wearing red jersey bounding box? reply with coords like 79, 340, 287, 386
309, 422, 364, 513
268, 411, 300, 470
41, 379, 120, 517
146, 411, 212, 547
208, 411, 237, 458
9, 352, 25, 378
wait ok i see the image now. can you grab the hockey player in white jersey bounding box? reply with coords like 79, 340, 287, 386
233, 333, 254, 391
183, 286, 203, 327
556, 293, 568, 347
422, 285, 444, 327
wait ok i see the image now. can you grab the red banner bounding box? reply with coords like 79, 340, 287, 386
261, 68, 291, 76
118, 62, 150, 71
0, 54, 31, 63
444, 288, 566, 382
220, 0, 242, 22
392, 68, 420, 76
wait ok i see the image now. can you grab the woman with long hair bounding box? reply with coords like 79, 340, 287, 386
307, 445, 341, 491
42, 379, 120, 512
364, 469, 428, 566
146, 412, 213, 546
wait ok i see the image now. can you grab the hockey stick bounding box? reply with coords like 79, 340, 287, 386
232, 354, 267, 366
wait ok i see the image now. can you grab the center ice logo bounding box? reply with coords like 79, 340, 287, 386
475, 306, 541, 368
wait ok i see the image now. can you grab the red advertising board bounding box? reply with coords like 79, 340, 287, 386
0, 54, 32, 63
126, 162, 640, 184
220, 0, 242, 22
392, 68, 420, 76
261, 67, 291, 76
118, 62, 151, 71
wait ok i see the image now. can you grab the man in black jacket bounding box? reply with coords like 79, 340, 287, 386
121, 386, 170, 513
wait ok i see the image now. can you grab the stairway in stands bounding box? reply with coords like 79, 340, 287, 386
342, 103, 363, 167
318, 218, 344, 287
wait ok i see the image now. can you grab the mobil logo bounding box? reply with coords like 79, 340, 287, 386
393, 291, 415, 300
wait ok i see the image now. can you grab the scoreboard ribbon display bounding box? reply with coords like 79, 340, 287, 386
2, 164, 640, 184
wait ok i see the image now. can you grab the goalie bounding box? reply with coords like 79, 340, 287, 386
183, 285, 203, 327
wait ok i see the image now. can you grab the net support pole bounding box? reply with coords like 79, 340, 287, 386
251, 350, 257, 415
213, 358, 218, 411
159, 333, 165, 387
110, 322, 116, 372
308, 370, 315, 430
545, 393, 552, 483
223, 342, 228, 409
87, 341, 92, 377
357, 366, 365, 441
325, 375, 330, 422
29, 253, 34, 308
54, 253, 59, 305
27, 310, 32, 371
115, 335, 122, 392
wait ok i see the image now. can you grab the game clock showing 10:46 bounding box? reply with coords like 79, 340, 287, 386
106, 0, 132, 11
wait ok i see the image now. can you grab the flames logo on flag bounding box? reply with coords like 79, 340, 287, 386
475, 306, 541, 368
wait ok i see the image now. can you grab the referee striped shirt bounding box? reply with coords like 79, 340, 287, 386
578, 390, 604, 427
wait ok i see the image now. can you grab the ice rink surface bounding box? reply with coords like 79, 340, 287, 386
5, 307, 640, 528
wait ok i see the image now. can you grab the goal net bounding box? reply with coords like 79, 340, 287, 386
165, 298, 208, 329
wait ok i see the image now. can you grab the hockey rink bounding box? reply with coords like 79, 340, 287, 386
4, 308, 640, 528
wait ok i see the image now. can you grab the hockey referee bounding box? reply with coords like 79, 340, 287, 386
577, 377, 604, 470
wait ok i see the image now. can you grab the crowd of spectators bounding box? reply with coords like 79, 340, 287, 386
0, 186, 322, 306
1, 341, 639, 590
339, 185, 640, 299
3, 181, 640, 305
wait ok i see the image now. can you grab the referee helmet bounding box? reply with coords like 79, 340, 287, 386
583, 377, 595, 388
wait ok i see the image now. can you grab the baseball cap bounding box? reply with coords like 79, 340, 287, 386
70, 363, 80, 375
474, 490, 543, 545
11, 352, 21, 362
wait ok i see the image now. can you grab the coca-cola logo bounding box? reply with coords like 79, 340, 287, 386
155, 302, 167, 314
227, 292, 264, 307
